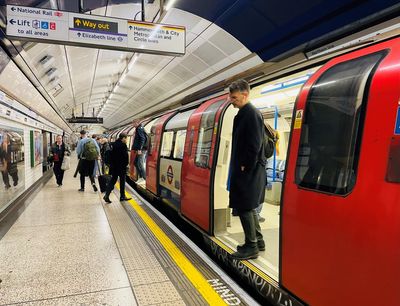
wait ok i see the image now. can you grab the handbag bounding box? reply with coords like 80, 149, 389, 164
61, 156, 70, 171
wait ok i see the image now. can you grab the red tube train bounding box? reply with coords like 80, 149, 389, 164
108, 37, 400, 306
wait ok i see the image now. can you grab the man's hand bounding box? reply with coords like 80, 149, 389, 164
137, 150, 142, 155
241, 166, 245, 171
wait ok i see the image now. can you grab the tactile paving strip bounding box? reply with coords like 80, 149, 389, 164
121, 191, 249, 306
101, 197, 188, 305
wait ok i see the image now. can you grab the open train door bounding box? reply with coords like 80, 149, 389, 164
181, 95, 228, 233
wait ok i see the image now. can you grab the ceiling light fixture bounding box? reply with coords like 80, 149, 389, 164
165, 0, 177, 11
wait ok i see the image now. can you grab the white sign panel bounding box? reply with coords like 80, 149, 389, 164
127, 21, 185, 55
6, 5, 68, 42
6, 5, 186, 56
68, 13, 128, 48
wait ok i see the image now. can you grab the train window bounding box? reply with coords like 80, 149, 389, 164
295, 51, 387, 195
195, 100, 225, 168
148, 125, 156, 156
160, 131, 174, 158
173, 130, 186, 160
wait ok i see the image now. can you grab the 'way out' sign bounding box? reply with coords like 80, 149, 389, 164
6, 5, 185, 56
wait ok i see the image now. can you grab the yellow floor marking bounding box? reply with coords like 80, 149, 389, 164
116, 183, 227, 305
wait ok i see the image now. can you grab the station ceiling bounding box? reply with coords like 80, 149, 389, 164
0, 0, 399, 132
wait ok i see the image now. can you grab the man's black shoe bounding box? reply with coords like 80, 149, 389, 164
231, 246, 259, 260
92, 184, 98, 192
103, 196, 112, 204
120, 197, 132, 201
78, 188, 84, 192
237, 240, 265, 252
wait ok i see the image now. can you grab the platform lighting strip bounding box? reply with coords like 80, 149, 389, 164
98, 54, 139, 117
116, 183, 227, 305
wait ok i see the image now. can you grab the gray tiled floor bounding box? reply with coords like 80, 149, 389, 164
0, 160, 137, 305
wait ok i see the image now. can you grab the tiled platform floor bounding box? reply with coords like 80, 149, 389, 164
0, 158, 189, 305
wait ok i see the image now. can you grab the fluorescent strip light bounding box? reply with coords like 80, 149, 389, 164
165, 0, 177, 11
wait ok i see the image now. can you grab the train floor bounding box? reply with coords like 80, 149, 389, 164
0, 158, 258, 306
217, 204, 280, 280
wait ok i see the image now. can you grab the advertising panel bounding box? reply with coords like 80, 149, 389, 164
30, 130, 42, 167
0, 125, 25, 213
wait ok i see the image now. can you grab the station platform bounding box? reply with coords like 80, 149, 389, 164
0, 158, 258, 306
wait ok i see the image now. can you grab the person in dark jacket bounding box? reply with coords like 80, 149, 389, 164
228, 79, 266, 260
76, 130, 100, 192
50, 135, 70, 186
131, 123, 147, 182
103, 133, 132, 203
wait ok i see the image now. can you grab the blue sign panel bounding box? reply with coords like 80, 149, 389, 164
395, 107, 400, 135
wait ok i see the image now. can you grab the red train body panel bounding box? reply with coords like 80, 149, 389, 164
181, 96, 228, 233
146, 113, 175, 195
281, 38, 400, 306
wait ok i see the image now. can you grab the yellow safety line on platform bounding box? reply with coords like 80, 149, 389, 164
115, 183, 226, 305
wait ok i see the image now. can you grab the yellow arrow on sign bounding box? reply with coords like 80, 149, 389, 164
75, 19, 81, 26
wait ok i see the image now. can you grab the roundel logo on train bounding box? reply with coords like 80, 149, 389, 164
167, 165, 174, 184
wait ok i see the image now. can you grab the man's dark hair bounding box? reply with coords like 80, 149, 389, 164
229, 79, 250, 94
80, 130, 86, 135
119, 133, 128, 140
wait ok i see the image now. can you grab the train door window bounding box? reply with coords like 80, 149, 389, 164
160, 131, 174, 158
295, 51, 387, 195
143, 118, 158, 155
195, 100, 225, 168
148, 125, 157, 156
173, 130, 186, 160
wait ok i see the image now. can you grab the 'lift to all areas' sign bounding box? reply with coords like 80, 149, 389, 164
6, 5, 185, 56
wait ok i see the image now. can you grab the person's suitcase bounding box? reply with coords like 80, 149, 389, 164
98, 173, 111, 193
97, 160, 111, 193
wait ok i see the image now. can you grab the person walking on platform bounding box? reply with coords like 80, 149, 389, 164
50, 135, 70, 186
76, 130, 100, 192
132, 123, 147, 183
228, 79, 266, 260
103, 133, 131, 203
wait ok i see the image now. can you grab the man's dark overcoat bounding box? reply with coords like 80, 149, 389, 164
229, 103, 266, 210
109, 139, 129, 175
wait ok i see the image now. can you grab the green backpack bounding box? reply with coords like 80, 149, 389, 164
83, 140, 98, 160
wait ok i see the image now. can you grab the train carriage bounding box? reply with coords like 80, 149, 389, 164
122, 37, 400, 305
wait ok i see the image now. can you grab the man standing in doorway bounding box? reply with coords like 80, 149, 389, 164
103, 133, 131, 203
228, 79, 266, 260
132, 123, 147, 183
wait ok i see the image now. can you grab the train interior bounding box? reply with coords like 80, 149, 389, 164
214, 68, 319, 280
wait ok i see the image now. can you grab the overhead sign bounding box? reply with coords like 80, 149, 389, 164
67, 117, 104, 124
6, 5, 186, 56
69, 13, 128, 48
6, 5, 68, 41
127, 21, 185, 55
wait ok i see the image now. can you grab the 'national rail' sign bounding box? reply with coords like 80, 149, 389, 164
6, 5, 185, 56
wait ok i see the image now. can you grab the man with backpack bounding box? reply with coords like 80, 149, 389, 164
76, 130, 100, 192
227, 79, 266, 260
132, 122, 148, 183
